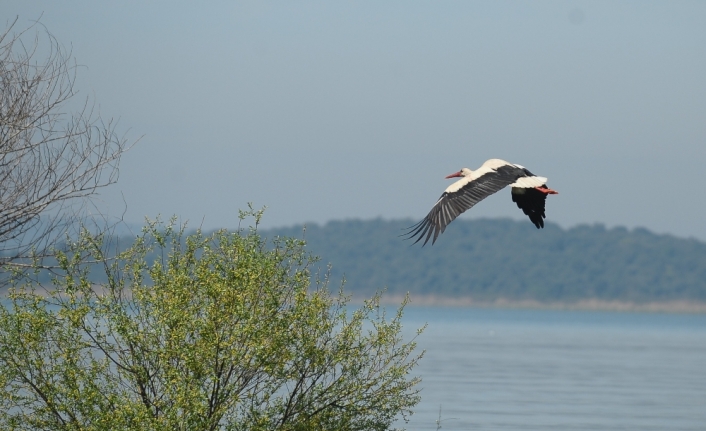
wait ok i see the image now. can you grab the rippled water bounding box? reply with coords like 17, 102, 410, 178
397, 307, 706, 431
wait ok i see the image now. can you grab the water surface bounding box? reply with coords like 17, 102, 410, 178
397, 307, 706, 431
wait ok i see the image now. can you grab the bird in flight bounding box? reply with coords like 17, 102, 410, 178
405, 159, 558, 246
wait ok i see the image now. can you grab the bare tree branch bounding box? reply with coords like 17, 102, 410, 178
0, 18, 131, 273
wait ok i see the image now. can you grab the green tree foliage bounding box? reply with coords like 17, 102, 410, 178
268, 218, 706, 302
0, 210, 422, 430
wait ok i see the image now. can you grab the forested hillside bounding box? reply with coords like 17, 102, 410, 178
264, 218, 706, 302
11, 218, 706, 304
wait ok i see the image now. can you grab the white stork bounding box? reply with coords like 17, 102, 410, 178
405, 159, 558, 245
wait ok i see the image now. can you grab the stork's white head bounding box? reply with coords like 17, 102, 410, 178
445, 168, 472, 179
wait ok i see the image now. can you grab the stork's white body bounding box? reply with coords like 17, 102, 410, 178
406, 159, 558, 245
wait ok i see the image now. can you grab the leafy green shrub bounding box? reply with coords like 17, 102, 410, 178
0, 209, 422, 431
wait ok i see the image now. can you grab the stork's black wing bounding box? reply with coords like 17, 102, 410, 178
404, 165, 526, 246
511, 186, 548, 228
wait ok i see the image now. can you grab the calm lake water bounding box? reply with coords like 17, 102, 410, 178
396, 308, 706, 431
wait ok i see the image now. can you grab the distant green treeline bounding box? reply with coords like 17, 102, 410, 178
8, 218, 706, 303
264, 218, 706, 303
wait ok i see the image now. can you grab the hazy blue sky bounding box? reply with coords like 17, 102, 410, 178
4, 1, 706, 240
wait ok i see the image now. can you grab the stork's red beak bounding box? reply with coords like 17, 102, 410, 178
445, 171, 463, 179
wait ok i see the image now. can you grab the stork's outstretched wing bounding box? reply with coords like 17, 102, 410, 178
404, 165, 526, 246
511, 186, 548, 229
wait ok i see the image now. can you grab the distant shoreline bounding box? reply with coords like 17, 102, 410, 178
5, 289, 705, 314
368, 294, 706, 314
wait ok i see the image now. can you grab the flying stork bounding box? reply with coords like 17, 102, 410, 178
405, 159, 558, 246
